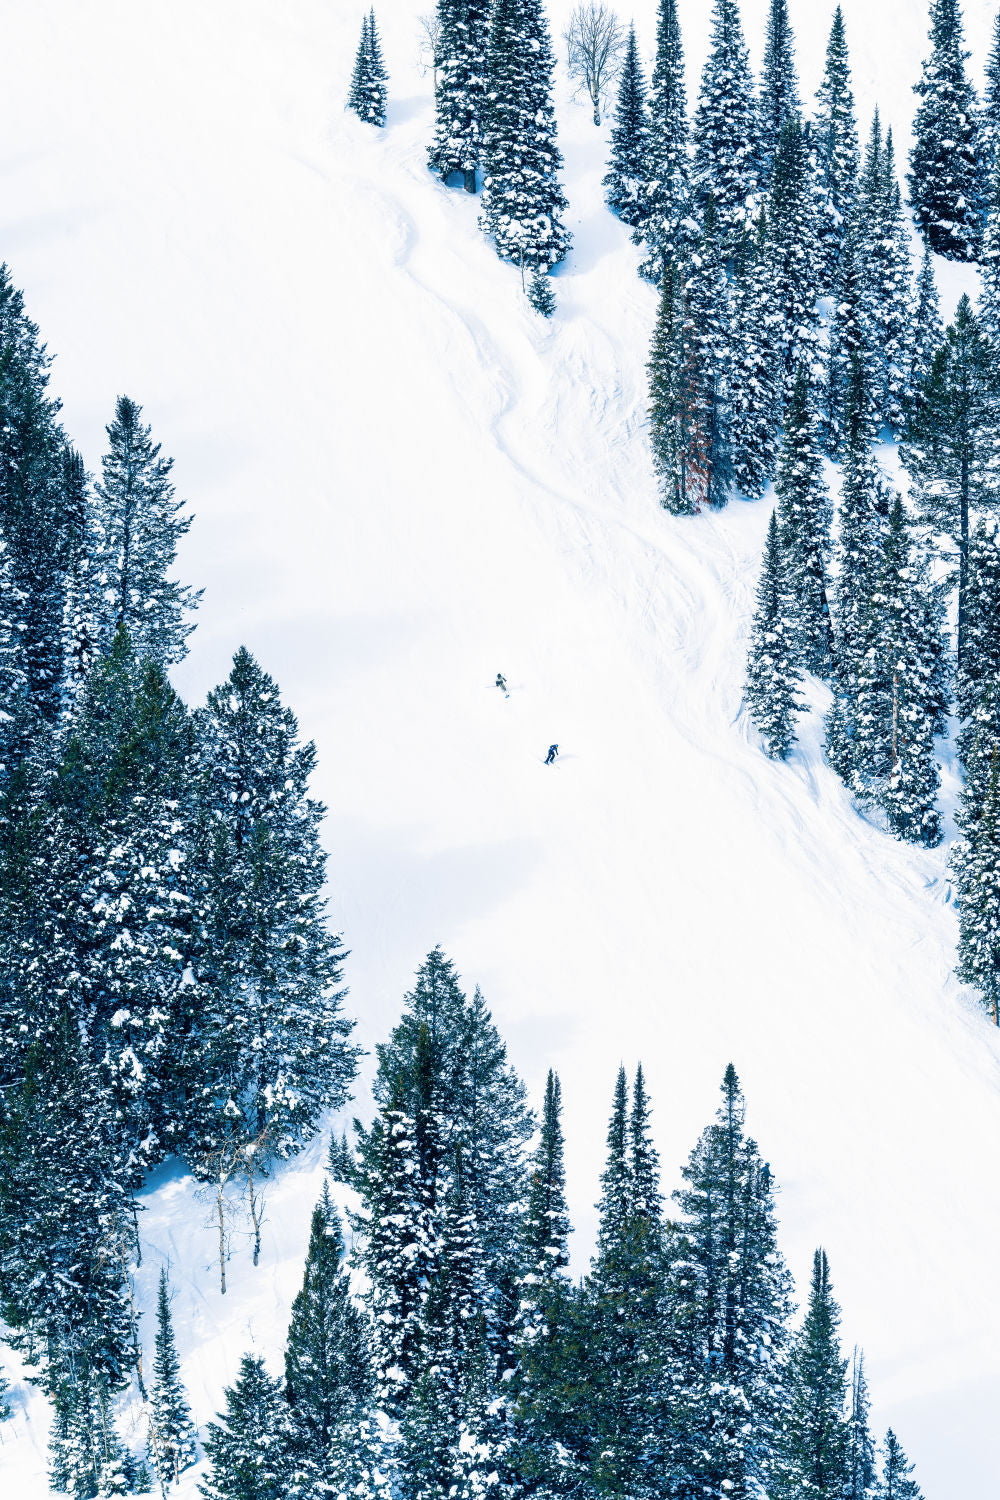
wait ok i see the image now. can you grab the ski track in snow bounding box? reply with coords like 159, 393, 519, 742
1, 1, 1000, 1494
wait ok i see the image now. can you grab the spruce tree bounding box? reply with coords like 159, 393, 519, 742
953, 746, 1000, 1023
348, 11, 389, 128
757, 0, 800, 188
604, 24, 649, 229
907, 0, 982, 260
847, 1351, 877, 1500
92, 397, 200, 669
824, 225, 877, 454
878, 1430, 923, 1499
284, 1183, 373, 1493
868, 130, 914, 435
200, 1355, 291, 1500
814, 7, 860, 288
745, 511, 802, 761
527, 267, 556, 317
0, 1361, 10, 1421
907, 239, 943, 422
666, 1066, 792, 1499
428, 0, 491, 190
729, 212, 780, 497
692, 0, 758, 262
59, 447, 101, 731
648, 264, 693, 514
982, 10, 1000, 194
480, 0, 570, 272
148, 1268, 197, 1489
780, 1250, 849, 1497
184, 648, 357, 1170
980, 180, 1000, 344
956, 523, 1000, 769
901, 294, 1000, 670
775, 367, 833, 676
638, 0, 691, 281
348, 13, 372, 116
764, 118, 822, 406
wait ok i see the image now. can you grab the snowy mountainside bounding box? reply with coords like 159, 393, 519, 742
1, 0, 999, 1494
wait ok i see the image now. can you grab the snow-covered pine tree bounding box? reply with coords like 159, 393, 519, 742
778, 1249, 849, 1498
148, 1268, 197, 1489
730, 211, 780, 498
745, 511, 802, 761
982, 10, 1000, 195
824, 225, 878, 454
907, 0, 982, 261
847, 1350, 877, 1500
348, 13, 372, 116
757, 0, 800, 189
0, 1363, 11, 1422
508, 1069, 579, 1497
775, 366, 833, 676
199, 1356, 292, 1500
527, 267, 556, 316
665, 1066, 792, 1499
284, 1183, 374, 1496
764, 117, 822, 409
0, 529, 29, 780
92, 397, 200, 670
907, 238, 943, 423
901, 294, 1000, 670
648, 263, 693, 514
637, 0, 690, 281
581, 1066, 668, 1500
480, 0, 570, 272
813, 6, 860, 289
428, 0, 491, 189
692, 0, 758, 263
953, 745, 1000, 1023
980, 181, 1000, 344
869, 130, 914, 435
348, 10, 389, 128
58, 447, 101, 733
184, 647, 358, 1173
878, 1430, 924, 1499
846, 494, 945, 846
604, 24, 649, 229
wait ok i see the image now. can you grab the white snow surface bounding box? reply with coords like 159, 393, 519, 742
1, 1, 999, 1494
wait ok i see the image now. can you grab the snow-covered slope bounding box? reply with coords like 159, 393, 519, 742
1, 1, 999, 1494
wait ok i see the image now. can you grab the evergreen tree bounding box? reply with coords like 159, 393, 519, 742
480, 0, 570, 272
729, 213, 780, 498
745, 511, 802, 760
348, 13, 372, 116
59, 448, 101, 731
604, 24, 649, 229
527, 267, 556, 317
428, 0, 491, 190
184, 648, 357, 1170
868, 130, 914, 434
666, 1065, 792, 1499
907, 239, 943, 422
953, 746, 1000, 1023
824, 225, 878, 454
956, 522, 1000, 766
764, 118, 822, 406
648, 264, 693, 514
692, 0, 758, 261
200, 1355, 291, 1500
814, 7, 860, 288
0, 1361, 11, 1421
775, 367, 833, 676
979, 177, 1000, 344
847, 1351, 877, 1500
840, 495, 945, 846
92, 397, 200, 670
982, 10, 1000, 194
348, 11, 389, 128
284, 1183, 373, 1494
779, 1250, 849, 1497
638, 0, 690, 281
901, 294, 1000, 670
757, 0, 800, 188
877, 1430, 923, 1500
148, 1268, 197, 1489
907, 0, 982, 261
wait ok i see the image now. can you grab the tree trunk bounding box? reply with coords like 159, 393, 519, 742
216, 1179, 227, 1295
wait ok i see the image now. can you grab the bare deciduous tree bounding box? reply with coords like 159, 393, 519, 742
417, 11, 445, 96
564, 3, 626, 127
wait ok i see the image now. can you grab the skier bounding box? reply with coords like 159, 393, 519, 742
496, 673, 508, 697
761, 1162, 772, 1192
544, 744, 559, 765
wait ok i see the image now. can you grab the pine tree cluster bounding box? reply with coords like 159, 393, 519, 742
200, 970, 925, 1500
0, 265, 359, 1488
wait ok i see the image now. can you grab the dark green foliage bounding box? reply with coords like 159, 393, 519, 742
746, 511, 802, 760
148, 1268, 197, 1488
908, 239, 943, 422
863, 128, 913, 435
775, 368, 833, 676
764, 119, 822, 406
901, 295, 1000, 670
847, 1351, 877, 1500
730, 212, 780, 497
93, 396, 200, 670
527, 267, 556, 316
814, 7, 860, 287
604, 24, 649, 228
757, 0, 800, 187
907, 0, 982, 260
693, 0, 758, 261
878, 1430, 923, 1499
953, 746, 1000, 1023
956, 522, 1000, 761
348, 11, 389, 128
429, 0, 491, 188
480, 0, 570, 271
779, 1250, 849, 1497
200, 1355, 291, 1500
284, 1184, 373, 1493
824, 226, 877, 454
638, 0, 690, 280
982, 10, 1000, 193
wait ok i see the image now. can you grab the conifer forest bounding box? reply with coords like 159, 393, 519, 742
3, 0, 1000, 1496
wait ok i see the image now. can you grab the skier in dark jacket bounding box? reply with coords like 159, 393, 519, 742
496, 673, 508, 697
545, 744, 559, 765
